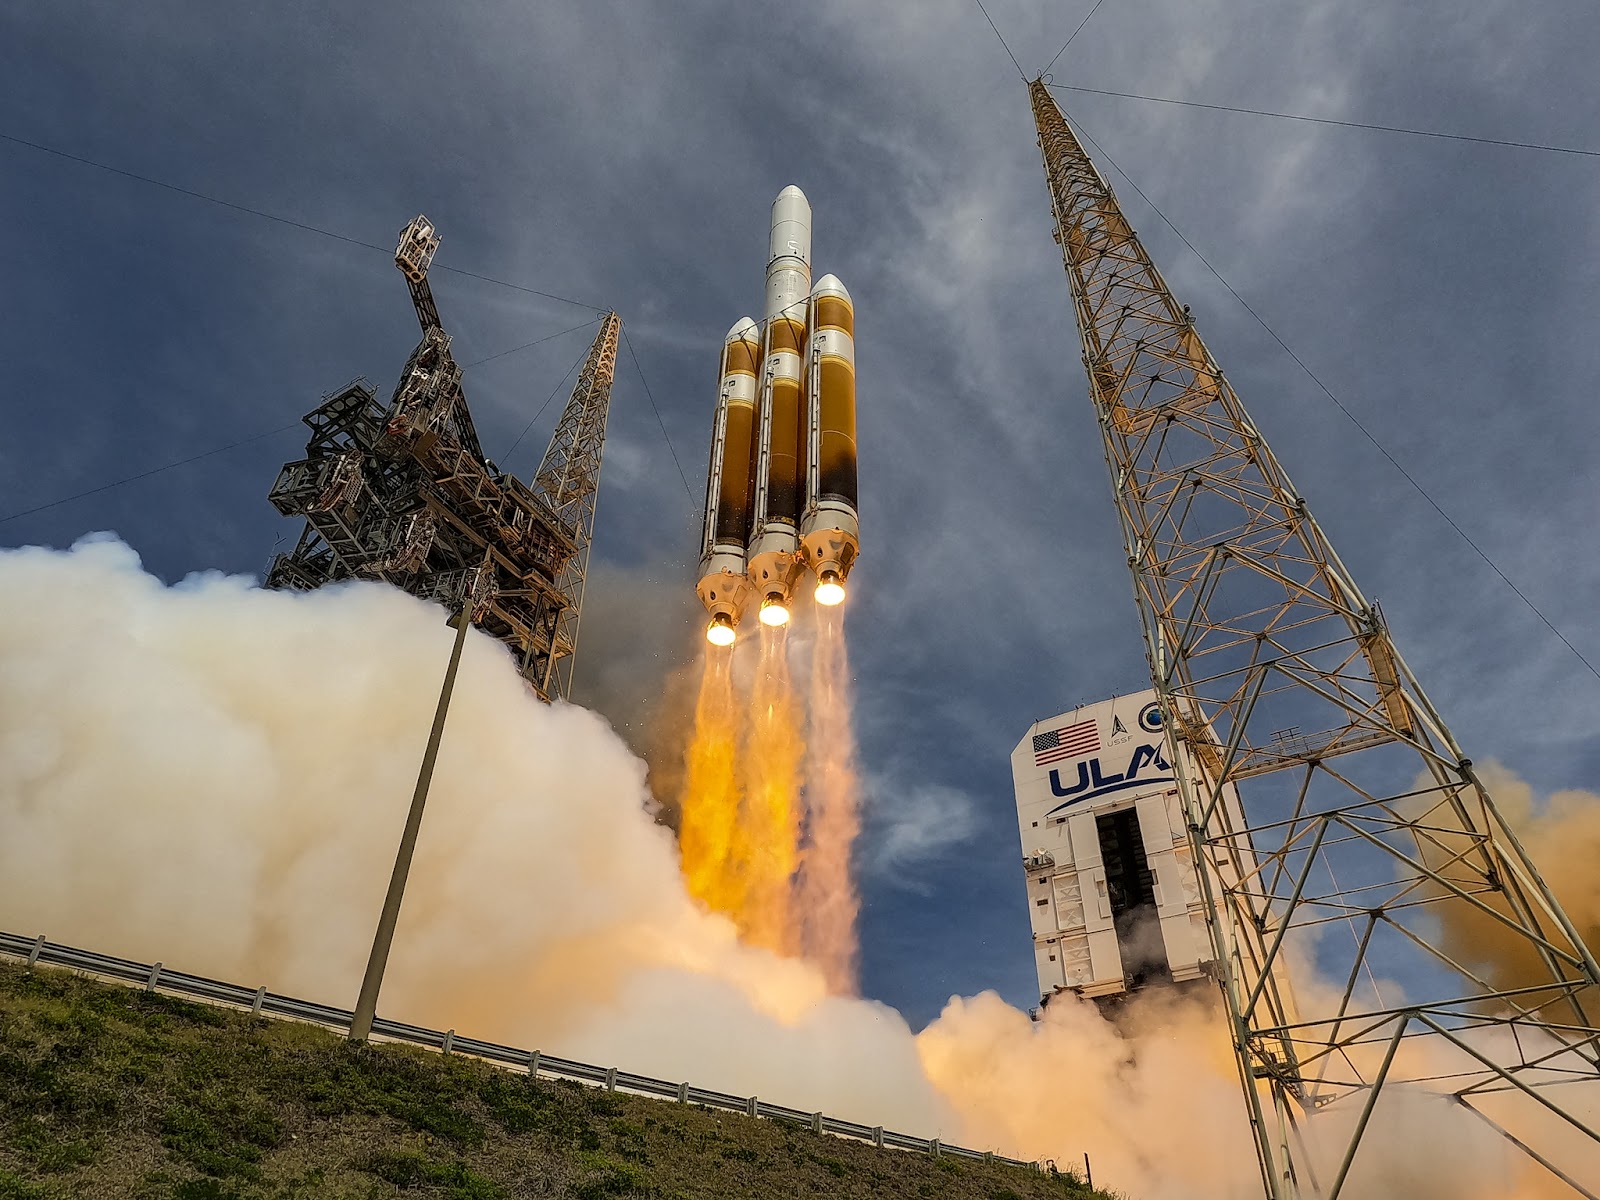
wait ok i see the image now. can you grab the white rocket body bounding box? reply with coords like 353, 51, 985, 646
765, 185, 813, 319
747, 186, 812, 625
695, 186, 860, 642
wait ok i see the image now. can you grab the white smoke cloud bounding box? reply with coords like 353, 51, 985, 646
0, 536, 937, 1130
0, 537, 1589, 1198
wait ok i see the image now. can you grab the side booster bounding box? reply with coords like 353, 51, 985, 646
802, 272, 859, 606
697, 186, 859, 645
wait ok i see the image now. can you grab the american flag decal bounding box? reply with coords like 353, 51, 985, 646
1033, 719, 1100, 766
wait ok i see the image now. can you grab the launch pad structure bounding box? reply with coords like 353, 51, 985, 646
1030, 80, 1600, 1198
265, 215, 619, 702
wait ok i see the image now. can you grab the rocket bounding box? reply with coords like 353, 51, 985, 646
697, 187, 859, 645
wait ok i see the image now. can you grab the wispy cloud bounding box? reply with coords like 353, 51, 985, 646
860, 773, 981, 891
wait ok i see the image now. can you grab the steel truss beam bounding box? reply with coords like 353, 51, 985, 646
1029, 79, 1600, 1197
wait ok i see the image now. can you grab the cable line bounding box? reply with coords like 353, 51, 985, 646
0, 423, 302, 526
0, 129, 610, 310
1041, 0, 1107, 79
0, 130, 693, 522
1064, 107, 1600, 683
620, 325, 695, 505
972, 0, 1027, 83
435, 264, 606, 314
0, 315, 607, 526
462, 316, 601, 369
1049, 84, 1600, 160
503, 343, 590, 465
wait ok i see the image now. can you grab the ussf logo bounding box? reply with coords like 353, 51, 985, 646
1033, 701, 1170, 816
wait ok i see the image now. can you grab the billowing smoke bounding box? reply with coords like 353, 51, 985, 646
1430, 762, 1600, 1010
0, 537, 933, 1128
0, 537, 1589, 1198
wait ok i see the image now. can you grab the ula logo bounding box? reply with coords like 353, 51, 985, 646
1046, 742, 1173, 816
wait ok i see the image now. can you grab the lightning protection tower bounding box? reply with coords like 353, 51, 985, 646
1030, 79, 1600, 1198
266, 214, 620, 701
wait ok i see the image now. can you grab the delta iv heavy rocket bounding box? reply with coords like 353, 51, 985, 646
696, 186, 859, 645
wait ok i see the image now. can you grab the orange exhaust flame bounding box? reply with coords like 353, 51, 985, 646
675, 611, 859, 986
736, 626, 805, 954
677, 648, 746, 919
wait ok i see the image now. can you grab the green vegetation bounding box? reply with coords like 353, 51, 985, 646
0, 960, 1116, 1199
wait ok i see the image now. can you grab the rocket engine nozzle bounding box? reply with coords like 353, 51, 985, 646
758, 592, 792, 627
815, 571, 846, 607
696, 557, 751, 627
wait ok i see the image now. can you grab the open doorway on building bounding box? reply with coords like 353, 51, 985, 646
1095, 805, 1172, 989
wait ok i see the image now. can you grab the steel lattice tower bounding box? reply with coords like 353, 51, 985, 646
266, 215, 619, 702
531, 310, 620, 700
1030, 80, 1600, 1197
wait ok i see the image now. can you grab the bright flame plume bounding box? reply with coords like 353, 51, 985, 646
676, 648, 746, 918
676, 600, 861, 990
735, 627, 805, 954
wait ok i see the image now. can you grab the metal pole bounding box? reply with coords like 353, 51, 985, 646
350, 603, 472, 1042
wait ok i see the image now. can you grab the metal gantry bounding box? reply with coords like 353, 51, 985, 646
1030, 79, 1600, 1198
265, 214, 619, 702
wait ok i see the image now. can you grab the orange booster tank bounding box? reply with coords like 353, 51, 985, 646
800, 273, 858, 605
696, 318, 762, 644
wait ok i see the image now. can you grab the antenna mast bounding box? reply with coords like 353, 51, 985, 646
531, 311, 621, 699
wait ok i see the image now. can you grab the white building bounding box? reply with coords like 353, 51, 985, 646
1011, 689, 1244, 1004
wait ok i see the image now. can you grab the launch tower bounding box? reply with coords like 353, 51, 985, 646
266, 215, 618, 702
1030, 80, 1600, 1197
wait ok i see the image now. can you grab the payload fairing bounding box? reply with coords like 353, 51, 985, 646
697, 187, 858, 643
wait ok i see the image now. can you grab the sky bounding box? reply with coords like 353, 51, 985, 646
3, 0, 1599, 1028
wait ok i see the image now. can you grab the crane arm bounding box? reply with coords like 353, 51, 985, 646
395, 215, 443, 332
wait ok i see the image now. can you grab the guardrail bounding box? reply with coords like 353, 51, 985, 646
0, 931, 1037, 1170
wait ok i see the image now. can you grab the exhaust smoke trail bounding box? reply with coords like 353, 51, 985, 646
795, 604, 861, 992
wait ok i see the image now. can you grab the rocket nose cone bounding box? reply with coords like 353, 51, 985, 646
726, 316, 759, 342
776, 184, 808, 204
811, 274, 852, 304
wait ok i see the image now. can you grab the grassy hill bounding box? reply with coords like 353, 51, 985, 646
0, 961, 1114, 1200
